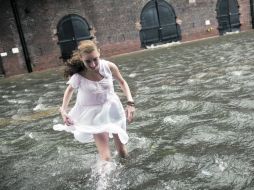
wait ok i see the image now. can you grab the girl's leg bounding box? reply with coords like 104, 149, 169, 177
93, 133, 111, 161
113, 134, 128, 158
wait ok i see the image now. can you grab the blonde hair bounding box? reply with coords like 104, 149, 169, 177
64, 50, 85, 78
63, 40, 99, 78
78, 40, 99, 55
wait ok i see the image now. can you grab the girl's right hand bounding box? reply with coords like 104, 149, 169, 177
63, 114, 74, 126
59, 107, 74, 126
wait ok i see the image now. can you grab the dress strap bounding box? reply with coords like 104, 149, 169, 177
99, 59, 112, 78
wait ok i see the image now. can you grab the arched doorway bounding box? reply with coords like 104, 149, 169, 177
250, 0, 254, 28
57, 14, 93, 60
139, 0, 181, 48
0, 57, 5, 77
216, 0, 241, 35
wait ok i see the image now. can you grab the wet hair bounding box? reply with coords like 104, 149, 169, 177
64, 40, 99, 78
63, 51, 86, 78
78, 40, 99, 55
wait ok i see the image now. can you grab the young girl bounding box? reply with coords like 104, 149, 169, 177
53, 40, 135, 161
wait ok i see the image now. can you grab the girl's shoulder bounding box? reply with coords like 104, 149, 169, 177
100, 59, 111, 66
68, 73, 81, 81
99, 59, 114, 76
67, 73, 82, 88
100, 59, 117, 71
72, 73, 81, 78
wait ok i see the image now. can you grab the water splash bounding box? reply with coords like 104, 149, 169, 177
33, 103, 47, 111
88, 160, 118, 190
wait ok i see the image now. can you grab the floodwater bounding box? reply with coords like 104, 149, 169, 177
1, 31, 254, 190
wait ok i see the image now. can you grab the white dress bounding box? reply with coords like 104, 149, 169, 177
53, 59, 129, 144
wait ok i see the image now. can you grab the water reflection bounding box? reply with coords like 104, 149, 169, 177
1, 32, 254, 189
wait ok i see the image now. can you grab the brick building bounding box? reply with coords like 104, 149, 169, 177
0, 0, 253, 76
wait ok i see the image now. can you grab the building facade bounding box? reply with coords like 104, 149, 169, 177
0, 0, 253, 76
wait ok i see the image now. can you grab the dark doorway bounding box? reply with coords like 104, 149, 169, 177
139, 0, 181, 48
0, 57, 5, 77
250, 0, 254, 28
57, 14, 93, 60
216, 0, 241, 35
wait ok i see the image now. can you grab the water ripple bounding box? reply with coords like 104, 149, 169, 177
2, 31, 254, 189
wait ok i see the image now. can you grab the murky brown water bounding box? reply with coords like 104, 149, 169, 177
1, 31, 254, 190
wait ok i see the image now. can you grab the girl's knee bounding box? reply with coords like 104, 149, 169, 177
94, 133, 111, 161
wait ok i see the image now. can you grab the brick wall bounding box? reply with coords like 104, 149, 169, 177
0, 0, 27, 76
239, 0, 252, 30
0, 0, 253, 77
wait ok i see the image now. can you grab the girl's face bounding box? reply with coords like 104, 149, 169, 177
82, 50, 100, 72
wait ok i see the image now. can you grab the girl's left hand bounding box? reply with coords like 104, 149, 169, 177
125, 105, 135, 123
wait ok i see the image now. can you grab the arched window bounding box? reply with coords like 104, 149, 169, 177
139, 0, 181, 48
216, 0, 241, 35
57, 14, 93, 60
